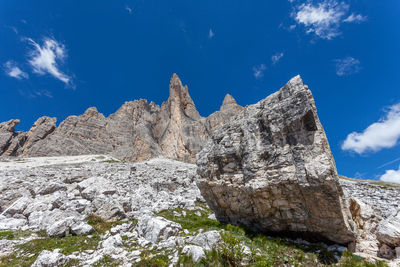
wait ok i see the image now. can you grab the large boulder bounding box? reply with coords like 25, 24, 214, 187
32, 250, 69, 267
136, 214, 182, 243
376, 212, 400, 247
196, 75, 356, 244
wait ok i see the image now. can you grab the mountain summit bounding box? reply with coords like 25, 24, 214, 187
0, 74, 242, 162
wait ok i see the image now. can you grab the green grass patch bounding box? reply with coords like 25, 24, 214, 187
136, 250, 170, 267
87, 214, 125, 234
102, 159, 120, 164
0, 216, 137, 266
157, 207, 226, 233
0, 230, 33, 240
338, 250, 388, 267
161, 207, 388, 267
93, 254, 121, 267
0, 234, 101, 266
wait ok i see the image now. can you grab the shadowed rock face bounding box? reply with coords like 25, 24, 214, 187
196, 75, 356, 244
0, 74, 242, 162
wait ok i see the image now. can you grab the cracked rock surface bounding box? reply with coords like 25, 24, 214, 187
197, 75, 356, 244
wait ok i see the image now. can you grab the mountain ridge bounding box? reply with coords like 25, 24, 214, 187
0, 73, 243, 162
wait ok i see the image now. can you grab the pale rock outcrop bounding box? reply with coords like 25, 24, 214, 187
206, 94, 244, 133
32, 250, 69, 267
107, 99, 162, 161
25, 107, 113, 157
0, 119, 20, 155
0, 74, 233, 163
20, 116, 56, 155
181, 245, 206, 262
377, 212, 400, 247
153, 74, 209, 162
189, 230, 221, 250
196, 75, 356, 244
136, 214, 182, 243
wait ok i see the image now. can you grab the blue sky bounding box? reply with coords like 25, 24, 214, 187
1, 0, 399, 182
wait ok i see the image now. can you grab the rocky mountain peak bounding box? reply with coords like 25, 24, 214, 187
0, 73, 244, 162
83, 107, 101, 117
220, 94, 239, 111
167, 73, 200, 120
0, 119, 20, 133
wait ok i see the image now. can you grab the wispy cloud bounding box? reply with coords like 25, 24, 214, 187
18, 89, 53, 98
208, 28, 215, 39
344, 13, 367, 23
125, 5, 133, 14
291, 0, 365, 40
342, 103, 400, 154
380, 165, 400, 184
27, 37, 72, 85
3, 60, 28, 80
334, 56, 360, 76
378, 157, 400, 169
271, 52, 284, 65
253, 64, 266, 79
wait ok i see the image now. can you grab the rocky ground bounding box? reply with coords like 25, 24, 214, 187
0, 155, 397, 266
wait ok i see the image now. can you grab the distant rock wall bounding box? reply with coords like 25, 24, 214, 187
196, 76, 357, 244
0, 74, 242, 162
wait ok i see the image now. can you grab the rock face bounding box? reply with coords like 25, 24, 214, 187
206, 94, 244, 133
196, 75, 356, 244
0, 74, 242, 163
152, 74, 209, 162
0, 120, 21, 155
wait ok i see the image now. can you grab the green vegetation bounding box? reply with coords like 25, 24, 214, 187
102, 159, 121, 163
160, 206, 388, 267
0, 230, 33, 240
0, 215, 134, 266
0, 208, 389, 267
137, 250, 170, 267
0, 234, 101, 266
157, 204, 226, 233
339, 251, 388, 267
93, 255, 121, 267
87, 214, 124, 234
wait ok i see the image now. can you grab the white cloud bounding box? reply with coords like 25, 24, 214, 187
334, 56, 360, 76
27, 37, 72, 85
292, 0, 365, 40
342, 103, 400, 154
380, 165, 400, 184
125, 5, 132, 14
344, 13, 367, 23
208, 28, 215, 39
253, 64, 266, 79
3, 61, 28, 80
271, 52, 284, 65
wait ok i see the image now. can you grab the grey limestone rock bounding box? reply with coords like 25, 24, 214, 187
206, 93, 244, 133
32, 250, 69, 267
377, 212, 400, 247
136, 214, 182, 243
0, 74, 238, 163
0, 119, 20, 155
196, 75, 356, 244
152, 74, 209, 162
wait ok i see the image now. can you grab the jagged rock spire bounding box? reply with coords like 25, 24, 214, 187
220, 94, 239, 111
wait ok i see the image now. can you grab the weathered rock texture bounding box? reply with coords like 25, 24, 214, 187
0, 74, 242, 162
196, 75, 356, 244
